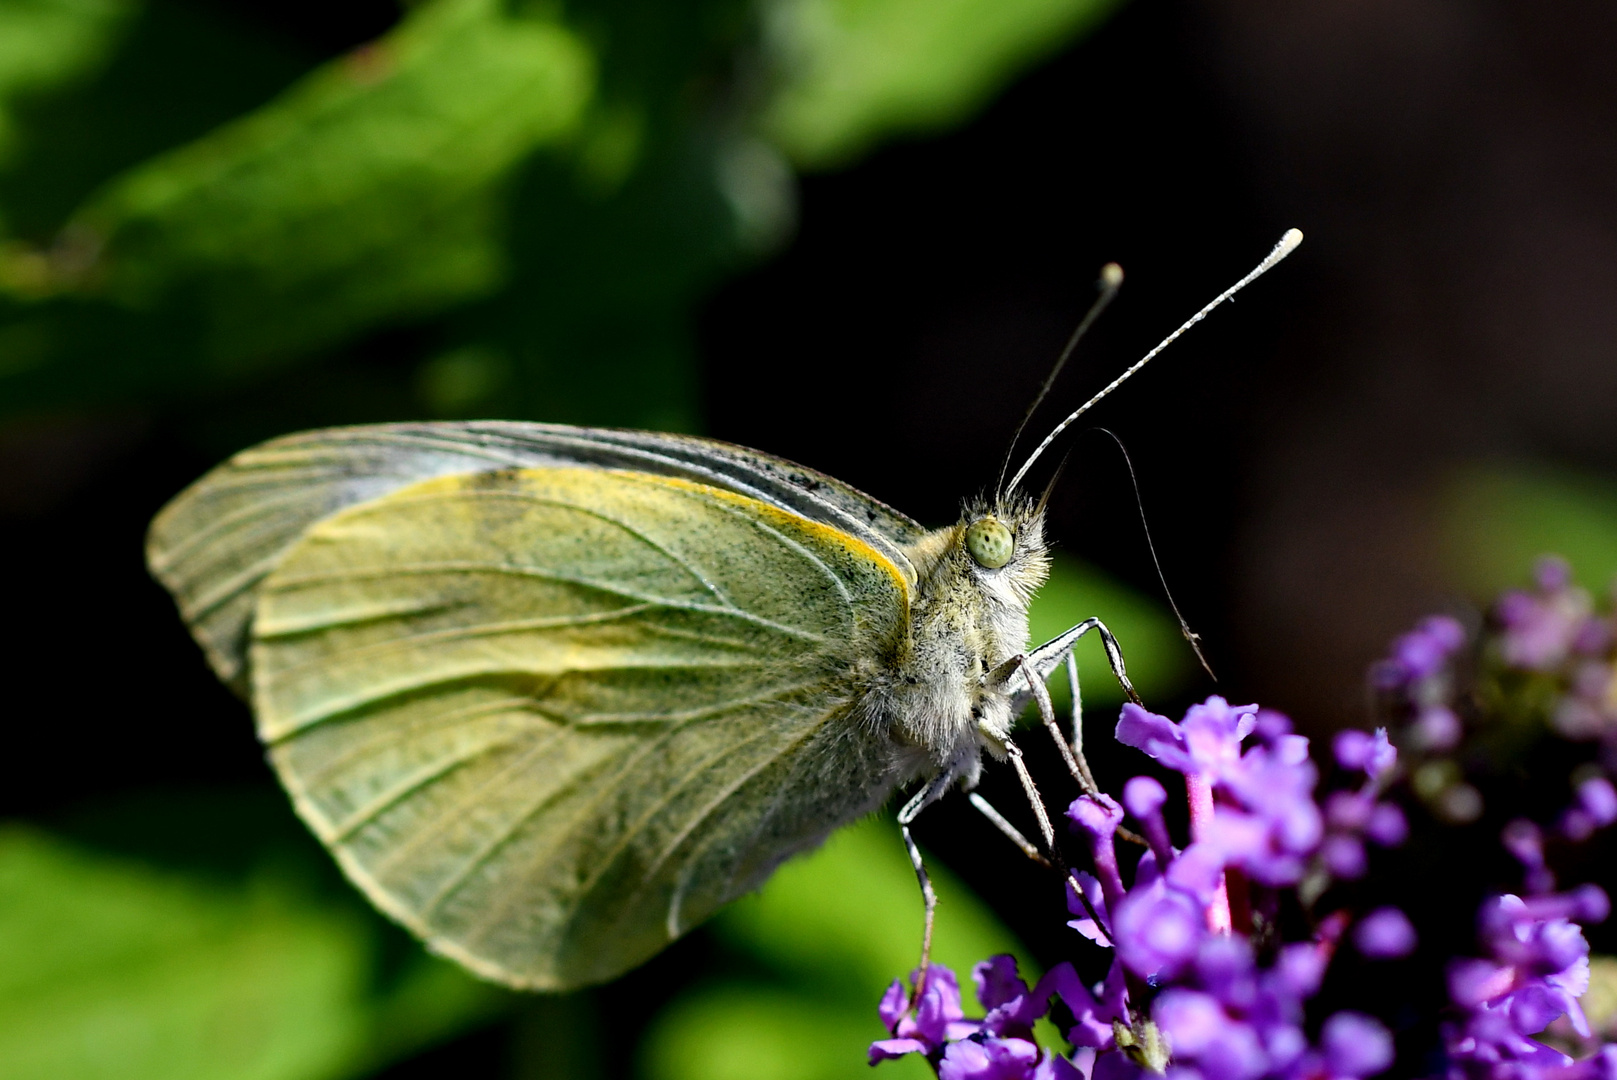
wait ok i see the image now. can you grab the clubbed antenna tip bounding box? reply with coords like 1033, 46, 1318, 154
1003, 228, 1303, 496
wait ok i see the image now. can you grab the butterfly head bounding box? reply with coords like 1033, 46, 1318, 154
958, 494, 1049, 602
926, 495, 1053, 687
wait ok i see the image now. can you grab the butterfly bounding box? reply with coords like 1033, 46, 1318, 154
146, 230, 1299, 991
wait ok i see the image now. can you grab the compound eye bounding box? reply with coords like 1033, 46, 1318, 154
965, 518, 1014, 569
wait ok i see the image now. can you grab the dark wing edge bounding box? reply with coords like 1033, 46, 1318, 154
145, 421, 925, 694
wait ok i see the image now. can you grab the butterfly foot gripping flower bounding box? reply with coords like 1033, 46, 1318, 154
870, 957, 1086, 1079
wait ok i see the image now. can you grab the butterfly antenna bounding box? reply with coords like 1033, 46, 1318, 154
1092, 426, 1216, 681
995, 263, 1125, 503
1005, 228, 1303, 496
1034, 449, 1075, 517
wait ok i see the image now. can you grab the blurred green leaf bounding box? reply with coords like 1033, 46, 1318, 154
763, 0, 1126, 169
0, 0, 133, 172
1582, 956, 1617, 1037
715, 812, 1033, 995
1442, 462, 1617, 597
82, 0, 589, 355
0, 805, 507, 1080
1028, 552, 1195, 708
641, 815, 1057, 1080
441, 123, 756, 432
0, 0, 593, 403
0, 0, 1130, 427
0, 0, 316, 240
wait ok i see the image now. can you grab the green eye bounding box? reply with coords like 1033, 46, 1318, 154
965, 518, 1014, 569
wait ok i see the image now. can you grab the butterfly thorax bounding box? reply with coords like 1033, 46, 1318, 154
880, 499, 1050, 785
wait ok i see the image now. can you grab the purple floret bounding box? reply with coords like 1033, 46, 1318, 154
1355, 907, 1418, 959
1320, 1012, 1396, 1078
1373, 615, 1467, 691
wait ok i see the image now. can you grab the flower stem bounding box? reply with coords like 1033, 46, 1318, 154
1186, 773, 1233, 933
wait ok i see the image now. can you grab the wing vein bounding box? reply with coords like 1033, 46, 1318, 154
326, 724, 562, 843
294, 693, 549, 788
330, 487, 740, 610
258, 561, 826, 644
455, 718, 788, 948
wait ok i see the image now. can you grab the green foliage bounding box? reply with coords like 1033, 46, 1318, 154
0, 0, 132, 172
1442, 462, 1617, 596
0, 0, 1122, 427
0, 802, 508, 1080
765, 0, 1125, 169
644, 989, 910, 1080
0, 0, 595, 413
77, 0, 592, 359
0, 0, 312, 240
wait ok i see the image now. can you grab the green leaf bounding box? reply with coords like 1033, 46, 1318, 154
0, 0, 594, 378
0, 0, 316, 241
713, 813, 1032, 995
763, 0, 1126, 169
1028, 552, 1196, 708
0, 803, 507, 1080
0, 0, 133, 170
0, 824, 365, 1080
1441, 462, 1617, 598
1582, 955, 1617, 1037
439, 123, 749, 432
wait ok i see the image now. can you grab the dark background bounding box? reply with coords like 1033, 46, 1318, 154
4, 0, 1617, 1074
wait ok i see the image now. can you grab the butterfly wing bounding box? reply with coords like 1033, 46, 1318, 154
250, 466, 911, 989
147, 421, 924, 695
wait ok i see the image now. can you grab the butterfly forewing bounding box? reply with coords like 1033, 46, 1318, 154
148, 422, 923, 696
249, 467, 910, 989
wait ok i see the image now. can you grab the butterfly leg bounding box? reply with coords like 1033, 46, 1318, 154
996, 649, 1148, 848
898, 770, 955, 1003
1066, 650, 1085, 763
993, 619, 1140, 792
1016, 617, 1142, 707
967, 791, 1050, 868
1004, 650, 1100, 795
999, 736, 1115, 940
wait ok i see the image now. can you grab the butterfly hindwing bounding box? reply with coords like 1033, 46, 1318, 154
249, 466, 910, 988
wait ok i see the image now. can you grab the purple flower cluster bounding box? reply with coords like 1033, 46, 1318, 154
873, 696, 1419, 1080
1115, 698, 1323, 890
1444, 886, 1611, 1080
1373, 615, 1467, 697
1496, 560, 1601, 674
1490, 558, 1617, 742
1559, 777, 1617, 843
870, 558, 1617, 1080
1372, 615, 1468, 753
870, 958, 1084, 1079
1150, 938, 1393, 1080
1078, 700, 1403, 1080
1373, 562, 1617, 827
1116, 700, 1406, 898
1321, 729, 1408, 881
